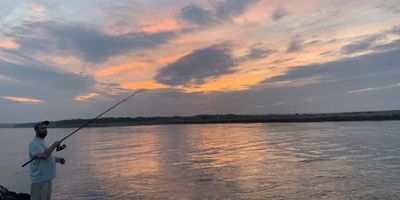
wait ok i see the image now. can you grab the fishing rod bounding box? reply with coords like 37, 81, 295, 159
22, 89, 144, 167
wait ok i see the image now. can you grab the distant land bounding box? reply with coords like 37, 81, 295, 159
1, 110, 399, 128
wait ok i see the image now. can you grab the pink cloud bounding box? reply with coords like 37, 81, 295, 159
0, 40, 20, 49
75, 92, 100, 101
31, 4, 44, 13
2, 96, 43, 104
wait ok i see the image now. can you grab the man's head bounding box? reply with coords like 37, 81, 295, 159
34, 121, 49, 138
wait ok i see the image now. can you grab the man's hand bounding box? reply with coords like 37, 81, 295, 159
53, 141, 62, 147
56, 157, 66, 165
59, 158, 66, 165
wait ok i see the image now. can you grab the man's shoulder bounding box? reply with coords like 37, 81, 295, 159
29, 137, 44, 147
30, 137, 38, 143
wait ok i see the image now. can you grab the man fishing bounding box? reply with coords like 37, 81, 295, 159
21, 90, 144, 199
29, 121, 65, 200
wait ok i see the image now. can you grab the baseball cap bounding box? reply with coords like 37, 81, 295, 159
34, 120, 50, 131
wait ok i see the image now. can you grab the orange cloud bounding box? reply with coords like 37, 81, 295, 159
121, 81, 168, 90
31, 4, 44, 13
75, 92, 100, 101
88, 2, 400, 95
94, 52, 186, 85
0, 40, 20, 49
96, 62, 150, 77
46, 55, 81, 65
2, 96, 43, 104
183, 70, 280, 93
141, 19, 179, 33
157, 54, 184, 65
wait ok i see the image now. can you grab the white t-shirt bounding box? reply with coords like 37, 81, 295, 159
29, 137, 58, 183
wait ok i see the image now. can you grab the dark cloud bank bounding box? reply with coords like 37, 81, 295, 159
11, 21, 176, 63
154, 43, 274, 86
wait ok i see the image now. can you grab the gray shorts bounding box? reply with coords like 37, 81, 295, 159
31, 181, 52, 200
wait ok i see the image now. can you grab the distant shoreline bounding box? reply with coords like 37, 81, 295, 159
1, 110, 399, 128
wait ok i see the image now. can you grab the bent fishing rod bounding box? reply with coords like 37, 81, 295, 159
22, 89, 144, 167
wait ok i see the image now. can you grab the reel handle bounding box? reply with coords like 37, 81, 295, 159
56, 144, 67, 152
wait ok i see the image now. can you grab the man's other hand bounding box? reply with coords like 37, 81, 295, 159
57, 158, 66, 165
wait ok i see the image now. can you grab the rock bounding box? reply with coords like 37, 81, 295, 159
5, 192, 16, 196
15, 193, 30, 200
4, 194, 16, 200
0, 186, 29, 200
0, 185, 7, 195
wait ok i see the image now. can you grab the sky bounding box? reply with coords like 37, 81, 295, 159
0, 0, 400, 123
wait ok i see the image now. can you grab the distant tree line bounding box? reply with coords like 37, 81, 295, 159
6, 110, 400, 128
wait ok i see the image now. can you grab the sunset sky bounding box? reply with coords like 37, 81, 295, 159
1, 0, 400, 123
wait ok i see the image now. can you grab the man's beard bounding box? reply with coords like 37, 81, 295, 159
37, 132, 47, 139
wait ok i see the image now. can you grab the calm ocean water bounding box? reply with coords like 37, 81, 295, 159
1, 121, 400, 199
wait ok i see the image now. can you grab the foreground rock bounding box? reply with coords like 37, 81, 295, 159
0, 185, 30, 200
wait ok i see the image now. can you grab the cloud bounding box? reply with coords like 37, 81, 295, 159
0, 74, 17, 82
214, 0, 261, 20
75, 92, 100, 101
339, 25, 400, 55
0, 40, 20, 49
244, 49, 400, 114
264, 76, 329, 88
286, 37, 303, 53
238, 46, 276, 62
271, 7, 289, 21
154, 43, 237, 86
347, 83, 400, 94
178, 0, 261, 27
376, 1, 400, 14
178, 4, 216, 26
154, 42, 276, 87
0, 58, 94, 99
271, 57, 294, 64
30, 4, 44, 13
262, 48, 400, 88
319, 51, 336, 57
11, 21, 176, 63
2, 96, 43, 104
341, 34, 383, 54
373, 39, 400, 51
389, 25, 400, 35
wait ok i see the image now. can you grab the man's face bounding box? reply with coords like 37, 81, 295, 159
36, 124, 48, 138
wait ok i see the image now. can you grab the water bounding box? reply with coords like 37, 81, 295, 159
1, 121, 400, 199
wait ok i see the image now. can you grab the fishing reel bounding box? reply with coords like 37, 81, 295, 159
56, 144, 67, 152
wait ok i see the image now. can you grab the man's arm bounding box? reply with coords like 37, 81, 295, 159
40, 141, 61, 159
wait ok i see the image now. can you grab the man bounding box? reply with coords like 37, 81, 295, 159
29, 121, 65, 200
